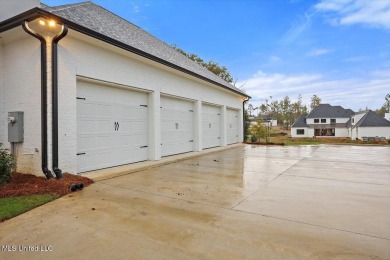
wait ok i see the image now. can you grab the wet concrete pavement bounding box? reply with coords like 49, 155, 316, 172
0, 144, 389, 259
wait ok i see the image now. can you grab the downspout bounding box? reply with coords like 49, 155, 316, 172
243, 98, 249, 142
22, 21, 54, 179
51, 25, 68, 179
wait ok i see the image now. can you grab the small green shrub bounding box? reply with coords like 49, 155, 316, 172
0, 143, 13, 186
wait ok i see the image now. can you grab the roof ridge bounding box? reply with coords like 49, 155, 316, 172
47, 1, 92, 12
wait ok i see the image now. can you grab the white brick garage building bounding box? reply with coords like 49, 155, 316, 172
0, 1, 249, 177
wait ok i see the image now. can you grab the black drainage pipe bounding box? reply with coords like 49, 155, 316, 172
22, 21, 54, 179
243, 98, 249, 142
51, 25, 68, 179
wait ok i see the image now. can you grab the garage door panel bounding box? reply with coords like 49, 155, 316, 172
202, 104, 221, 149
96, 104, 111, 116
77, 119, 95, 134
96, 135, 111, 148
161, 96, 194, 157
77, 149, 112, 173
77, 81, 149, 173
227, 109, 239, 144
78, 135, 96, 150
78, 102, 96, 116
97, 119, 112, 132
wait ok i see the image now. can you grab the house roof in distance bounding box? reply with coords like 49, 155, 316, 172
39, 1, 248, 97
355, 110, 390, 127
291, 114, 308, 128
306, 104, 355, 118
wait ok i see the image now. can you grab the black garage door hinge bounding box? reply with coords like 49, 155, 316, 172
189, 110, 193, 112
189, 140, 193, 142
77, 152, 86, 155
217, 113, 221, 115
76, 97, 86, 100
217, 137, 221, 139
140, 146, 148, 148
140, 105, 148, 107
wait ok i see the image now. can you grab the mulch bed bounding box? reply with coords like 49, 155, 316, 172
0, 172, 93, 198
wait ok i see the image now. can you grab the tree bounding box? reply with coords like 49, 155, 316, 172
172, 45, 234, 83
254, 94, 309, 128
249, 120, 267, 143
310, 95, 321, 110
375, 94, 390, 116
244, 110, 250, 141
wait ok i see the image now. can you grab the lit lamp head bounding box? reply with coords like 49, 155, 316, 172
38, 18, 56, 27
28, 17, 63, 36
48, 20, 56, 27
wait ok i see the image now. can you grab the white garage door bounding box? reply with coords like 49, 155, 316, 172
202, 104, 221, 149
161, 96, 194, 157
227, 108, 239, 144
76, 81, 148, 173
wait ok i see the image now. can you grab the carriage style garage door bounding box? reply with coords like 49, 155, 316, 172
227, 108, 239, 144
202, 104, 221, 149
76, 81, 149, 173
161, 96, 194, 157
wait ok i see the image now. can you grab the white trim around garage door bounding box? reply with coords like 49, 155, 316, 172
160, 94, 195, 157
202, 103, 222, 149
76, 79, 149, 173
226, 108, 239, 144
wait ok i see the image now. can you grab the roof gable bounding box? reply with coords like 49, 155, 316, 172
291, 114, 308, 128
355, 110, 390, 127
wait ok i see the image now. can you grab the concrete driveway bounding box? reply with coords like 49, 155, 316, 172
1, 144, 389, 259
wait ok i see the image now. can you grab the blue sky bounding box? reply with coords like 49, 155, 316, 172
44, 0, 390, 111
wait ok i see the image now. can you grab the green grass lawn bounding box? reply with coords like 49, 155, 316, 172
0, 194, 58, 222
247, 135, 389, 146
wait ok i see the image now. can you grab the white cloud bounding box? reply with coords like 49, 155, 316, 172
280, 11, 314, 44
133, 6, 141, 13
306, 48, 332, 57
342, 56, 368, 62
270, 56, 282, 62
315, 0, 390, 30
238, 70, 390, 110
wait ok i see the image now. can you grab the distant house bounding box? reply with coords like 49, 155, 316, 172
385, 113, 390, 121
350, 110, 390, 139
291, 104, 354, 138
291, 104, 390, 139
249, 115, 277, 128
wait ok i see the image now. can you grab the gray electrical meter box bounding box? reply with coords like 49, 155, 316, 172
8, 111, 24, 142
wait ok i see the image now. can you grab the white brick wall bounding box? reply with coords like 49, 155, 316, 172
0, 40, 4, 145
357, 127, 390, 139
1, 32, 42, 174
291, 127, 309, 138
2, 28, 244, 176
56, 33, 244, 174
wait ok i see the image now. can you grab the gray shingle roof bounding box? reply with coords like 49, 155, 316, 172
291, 114, 308, 128
41, 1, 247, 97
355, 110, 390, 127
307, 104, 355, 118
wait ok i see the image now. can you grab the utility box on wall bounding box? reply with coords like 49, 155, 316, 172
8, 111, 24, 142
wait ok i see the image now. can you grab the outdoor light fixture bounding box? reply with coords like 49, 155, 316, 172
48, 20, 56, 27
22, 18, 68, 179
38, 19, 57, 27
